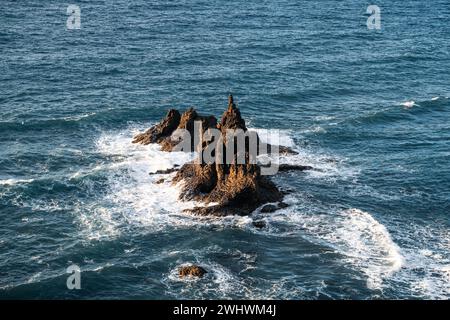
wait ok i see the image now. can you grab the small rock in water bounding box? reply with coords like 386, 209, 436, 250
260, 204, 278, 213
155, 178, 165, 184
252, 220, 267, 229
178, 265, 207, 278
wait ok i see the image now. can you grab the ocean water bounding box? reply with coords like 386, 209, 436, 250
1, 0, 449, 299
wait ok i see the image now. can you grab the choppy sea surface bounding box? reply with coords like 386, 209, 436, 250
1, 0, 449, 299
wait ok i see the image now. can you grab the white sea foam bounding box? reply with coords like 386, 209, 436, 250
265, 205, 404, 291
73, 125, 204, 241
251, 127, 357, 180
268, 199, 450, 298
300, 126, 327, 134
61, 112, 96, 122
334, 209, 404, 289
251, 128, 295, 147
314, 115, 336, 121
387, 223, 450, 299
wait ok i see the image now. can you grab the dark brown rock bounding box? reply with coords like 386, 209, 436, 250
278, 164, 313, 172
174, 95, 283, 216
178, 265, 207, 278
260, 204, 278, 213
155, 178, 165, 184
133, 107, 217, 152
149, 168, 179, 175
252, 220, 267, 229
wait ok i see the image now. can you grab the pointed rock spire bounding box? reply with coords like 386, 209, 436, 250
220, 94, 246, 131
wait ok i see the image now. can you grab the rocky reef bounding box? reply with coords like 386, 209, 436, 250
133, 95, 309, 216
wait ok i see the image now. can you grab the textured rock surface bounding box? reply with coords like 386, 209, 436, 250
178, 265, 207, 278
173, 95, 283, 216
133, 108, 217, 152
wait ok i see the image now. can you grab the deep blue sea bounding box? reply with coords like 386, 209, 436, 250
1, 0, 449, 299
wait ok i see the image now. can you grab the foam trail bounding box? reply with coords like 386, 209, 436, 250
269, 206, 404, 290
335, 209, 404, 289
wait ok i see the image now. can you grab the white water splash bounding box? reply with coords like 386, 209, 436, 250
402, 101, 416, 108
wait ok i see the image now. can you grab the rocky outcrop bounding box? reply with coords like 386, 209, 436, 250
252, 220, 267, 229
133, 109, 181, 145
178, 265, 207, 278
133, 108, 217, 152
133, 95, 308, 216
172, 95, 283, 216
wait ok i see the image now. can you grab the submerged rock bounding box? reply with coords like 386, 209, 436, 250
260, 204, 278, 213
278, 164, 313, 172
260, 201, 289, 213
178, 265, 207, 278
252, 220, 267, 229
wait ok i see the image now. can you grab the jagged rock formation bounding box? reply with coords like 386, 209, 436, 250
173, 95, 283, 216
133, 95, 307, 216
133, 109, 181, 145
